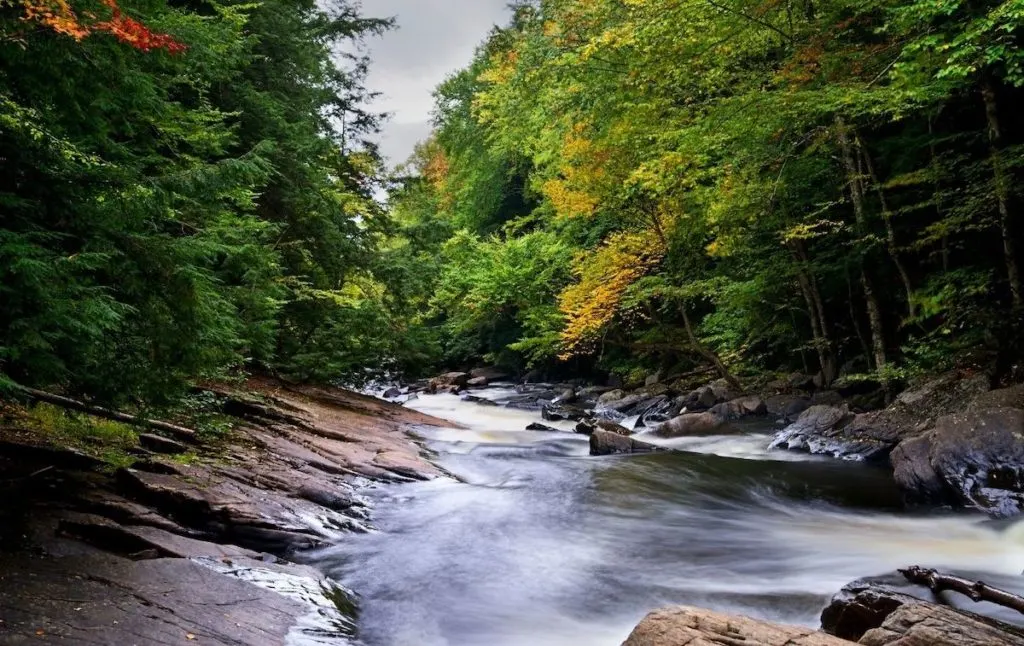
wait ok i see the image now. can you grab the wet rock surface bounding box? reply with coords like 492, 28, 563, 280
821, 577, 1024, 646
0, 378, 449, 646
623, 606, 853, 646
589, 429, 664, 455
891, 406, 1024, 516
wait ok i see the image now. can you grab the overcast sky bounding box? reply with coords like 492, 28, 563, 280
359, 0, 512, 167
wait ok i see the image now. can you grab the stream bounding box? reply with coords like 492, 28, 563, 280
310, 385, 1024, 646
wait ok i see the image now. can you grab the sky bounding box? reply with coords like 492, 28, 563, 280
359, 0, 512, 167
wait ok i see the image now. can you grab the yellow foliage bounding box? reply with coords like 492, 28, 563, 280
558, 230, 666, 357
541, 124, 609, 219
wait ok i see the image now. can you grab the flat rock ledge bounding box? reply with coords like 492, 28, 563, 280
0, 378, 451, 645
622, 606, 851, 646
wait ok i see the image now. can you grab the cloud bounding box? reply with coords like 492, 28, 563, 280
358, 0, 511, 166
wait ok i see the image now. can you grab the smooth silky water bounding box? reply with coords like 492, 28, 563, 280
309, 387, 1024, 646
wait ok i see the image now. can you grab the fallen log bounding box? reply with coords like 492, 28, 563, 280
16, 387, 198, 444
900, 566, 1024, 615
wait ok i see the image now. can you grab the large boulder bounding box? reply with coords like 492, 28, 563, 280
429, 372, 469, 392
890, 406, 1024, 517
708, 378, 738, 403
969, 384, 1024, 411
766, 394, 811, 421
679, 386, 718, 411
623, 606, 851, 646
769, 405, 858, 457
709, 395, 768, 420
466, 376, 489, 388
656, 412, 729, 438
588, 430, 662, 456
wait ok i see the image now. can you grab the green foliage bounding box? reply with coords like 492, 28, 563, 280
0, 0, 414, 404
387, 0, 1024, 382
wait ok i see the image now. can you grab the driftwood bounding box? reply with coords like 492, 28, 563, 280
901, 566, 1024, 615
17, 387, 198, 444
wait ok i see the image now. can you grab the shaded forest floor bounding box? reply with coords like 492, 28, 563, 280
0, 379, 451, 645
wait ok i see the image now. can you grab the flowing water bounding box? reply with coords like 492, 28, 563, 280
310, 386, 1024, 646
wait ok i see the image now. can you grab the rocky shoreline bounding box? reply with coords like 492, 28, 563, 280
3, 368, 1024, 645
403, 367, 1024, 518
0, 378, 449, 645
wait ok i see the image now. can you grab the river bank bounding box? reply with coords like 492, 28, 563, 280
3, 372, 1024, 645
0, 378, 449, 645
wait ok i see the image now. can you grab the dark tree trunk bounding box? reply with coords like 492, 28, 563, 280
981, 77, 1023, 310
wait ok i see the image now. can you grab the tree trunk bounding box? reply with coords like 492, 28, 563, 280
858, 135, 916, 318
981, 77, 1023, 310
791, 243, 837, 385
16, 387, 198, 443
861, 272, 888, 371
928, 116, 951, 273
837, 116, 888, 370
680, 305, 743, 391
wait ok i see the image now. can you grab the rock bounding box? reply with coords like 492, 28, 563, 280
436, 372, 469, 388
470, 366, 510, 381
639, 382, 672, 398
552, 387, 578, 404
523, 369, 544, 383
969, 384, 1024, 411
680, 386, 718, 411
589, 430, 663, 456
766, 394, 811, 421
890, 435, 947, 503
861, 602, 1024, 646
645, 371, 662, 387
623, 606, 851, 646
821, 577, 1024, 645
138, 433, 188, 455
0, 552, 342, 646
526, 423, 560, 432
769, 405, 860, 457
656, 412, 729, 438
541, 404, 588, 422
461, 394, 498, 406
891, 407, 1024, 516
789, 372, 818, 391
575, 418, 632, 437
381, 387, 402, 399
466, 376, 489, 388
598, 389, 626, 404
709, 395, 767, 420
708, 378, 738, 403
812, 390, 846, 406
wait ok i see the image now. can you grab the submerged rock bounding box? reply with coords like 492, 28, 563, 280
575, 418, 632, 437
541, 403, 589, 422
525, 423, 560, 432
589, 430, 662, 456
623, 606, 851, 646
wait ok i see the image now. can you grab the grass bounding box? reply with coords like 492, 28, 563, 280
16, 403, 140, 470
